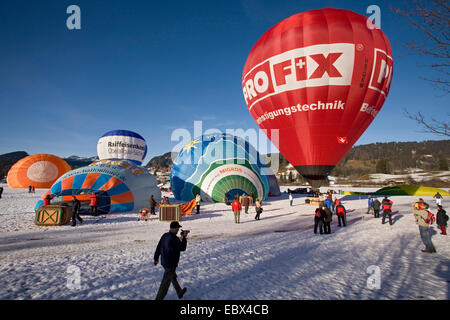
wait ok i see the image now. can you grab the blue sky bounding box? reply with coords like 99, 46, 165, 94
0, 0, 448, 162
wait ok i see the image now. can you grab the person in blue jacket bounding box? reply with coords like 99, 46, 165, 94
367, 195, 374, 214
154, 221, 188, 300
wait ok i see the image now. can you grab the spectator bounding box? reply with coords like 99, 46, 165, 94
242, 196, 250, 214
436, 205, 448, 235
367, 195, 374, 214
254, 198, 263, 220
314, 207, 325, 234
412, 201, 436, 253
150, 195, 157, 215
323, 205, 332, 234
372, 197, 381, 218
232, 196, 242, 224
154, 221, 188, 300
195, 194, 201, 214
71, 196, 83, 227
381, 197, 394, 225
433, 192, 443, 206
336, 203, 347, 227
90, 193, 99, 216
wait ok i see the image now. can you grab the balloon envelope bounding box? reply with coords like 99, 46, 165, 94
242, 8, 393, 187
35, 159, 161, 214
7, 154, 71, 189
170, 133, 279, 202
97, 130, 147, 165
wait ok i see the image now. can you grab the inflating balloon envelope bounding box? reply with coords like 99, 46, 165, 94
170, 133, 280, 202
242, 8, 393, 187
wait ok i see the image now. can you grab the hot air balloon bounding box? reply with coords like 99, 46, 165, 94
170, 133, 279, 202
7, 154, 71, 189
242, 8, 393, 187
97, 130, 147, 165
35, 159, 161, 214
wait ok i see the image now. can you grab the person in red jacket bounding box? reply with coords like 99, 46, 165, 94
43, 194, 53, 206
90, 193, 99, 216
232, 196, 242, 224
381, 196, 394, 225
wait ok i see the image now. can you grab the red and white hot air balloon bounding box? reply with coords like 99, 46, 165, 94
242, 8, 393, 187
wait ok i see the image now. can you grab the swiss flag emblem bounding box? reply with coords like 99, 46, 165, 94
337, 137, 348, 144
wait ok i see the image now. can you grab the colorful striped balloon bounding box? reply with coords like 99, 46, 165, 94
35, 159, 160, 214
7, 154, 71, 189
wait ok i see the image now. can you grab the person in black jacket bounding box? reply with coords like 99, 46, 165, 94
436, 205, 448, 235
154, 221, 188, 300
0, 186, 3, 199
323, 205, 332, 234
150, 195, 157, 215
71, 196, 83, 227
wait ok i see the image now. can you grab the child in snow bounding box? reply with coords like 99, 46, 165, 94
436, 205, 448, 235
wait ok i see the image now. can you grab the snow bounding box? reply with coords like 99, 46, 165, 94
0, 183, 449, 300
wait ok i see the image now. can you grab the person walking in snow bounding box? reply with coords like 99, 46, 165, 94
154, 221, 188, 300
412, 201, 436, 253
71, 196, 83, 227
150, 195, 157, 215
289, 192, 293, 206
0, 186, 4, 199
335, 203, 347, 227
28, 185, 32, 193
436, 205, 448, 235
372, 197, 381, 218
254, 198, 263, 220
314, 207, 325, 234
381, 197, 394, 225
232, 196, 242, 224
433, 192, 443, 207
323, 205, 332, 234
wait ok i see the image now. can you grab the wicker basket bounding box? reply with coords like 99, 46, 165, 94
35, 205, 72, 226
159, 204, 181, 222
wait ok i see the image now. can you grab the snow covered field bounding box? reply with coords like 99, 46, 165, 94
0, 183, 449, 300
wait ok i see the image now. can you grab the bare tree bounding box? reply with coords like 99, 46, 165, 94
392, 1, 449, 135
404, 109, 450, 136
391, 0, 449, 92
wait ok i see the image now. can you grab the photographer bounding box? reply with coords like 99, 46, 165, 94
154, 221, 188, 300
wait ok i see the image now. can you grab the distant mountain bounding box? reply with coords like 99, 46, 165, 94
145, 152, 178, 171
0, 151, 28, 178
63, 155, 98, 169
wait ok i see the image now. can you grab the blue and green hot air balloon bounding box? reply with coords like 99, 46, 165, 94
170, 133, 279, 203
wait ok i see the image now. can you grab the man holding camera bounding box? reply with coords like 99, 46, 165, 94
154, 221, 189, 300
